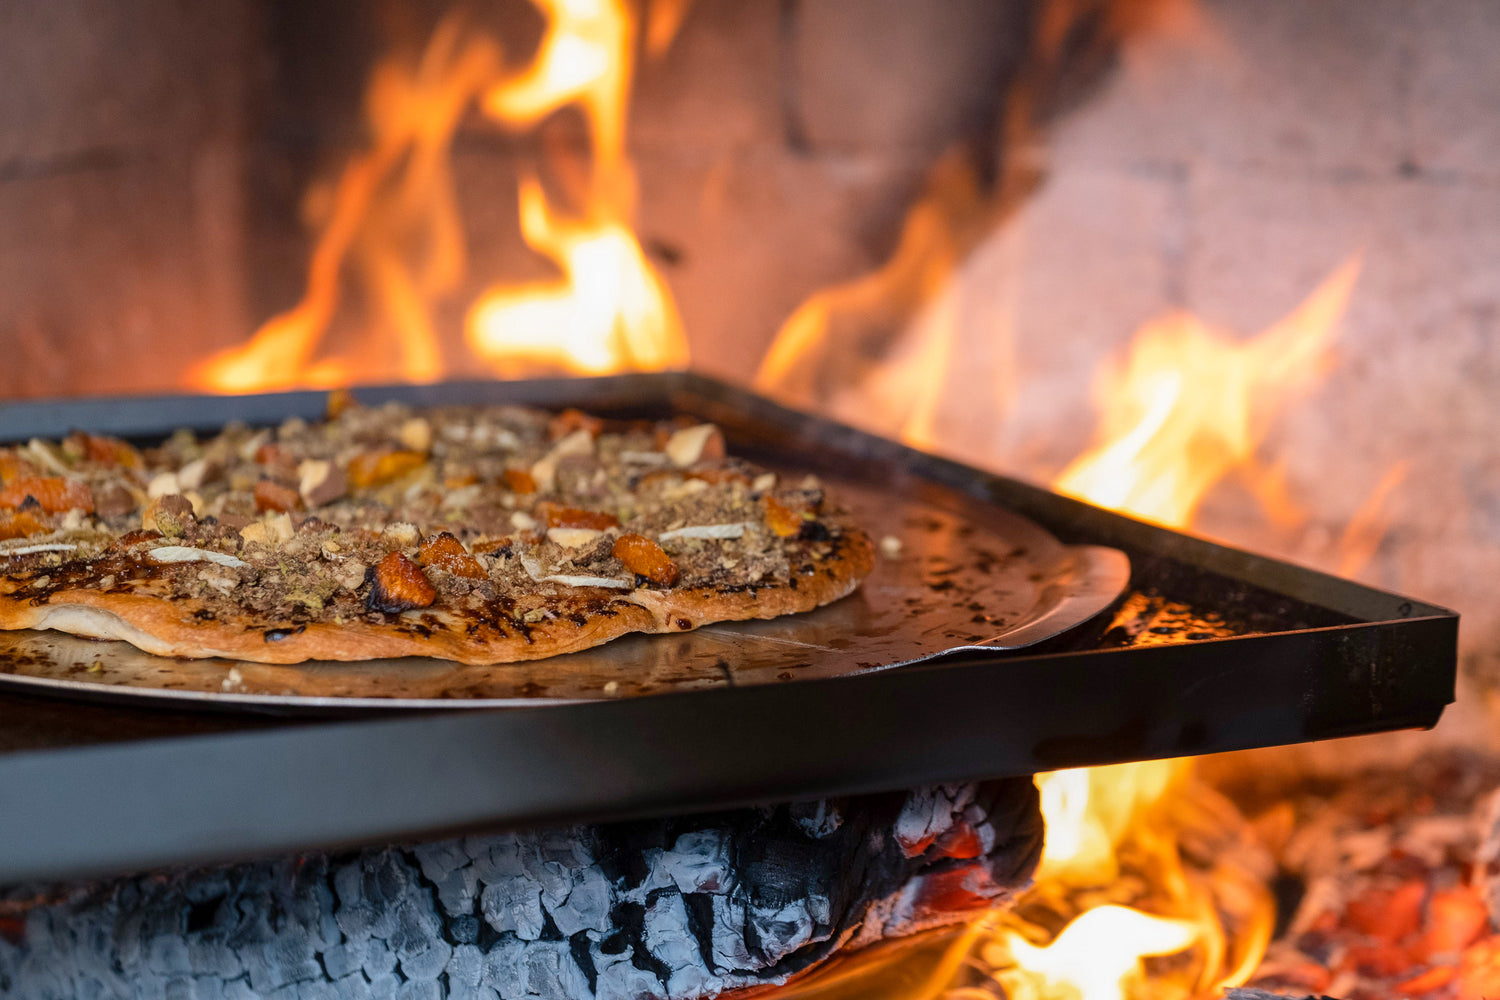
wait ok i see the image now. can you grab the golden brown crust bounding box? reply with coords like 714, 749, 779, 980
0, 530, 871, 665
0, 403, 876, 665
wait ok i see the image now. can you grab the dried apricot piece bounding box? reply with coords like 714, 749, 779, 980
73, 433, 144, 469
419, 532, 487, 579
548, 408, 604, 441
254, 480, 302, 513
367, 552, 437, 613
347, 449, 426, 489
502, 468, 537, 494
0, 477, 94, 514
0, 510, 51, 541
761, 495, 803, 538
536, 502, 620, 530
0, 449, 23, 485
613, 533, 679, 586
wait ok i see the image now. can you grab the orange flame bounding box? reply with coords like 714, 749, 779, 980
1054, 258, 1361, 530
189, 0, 685, 394
466, 0, 687, 375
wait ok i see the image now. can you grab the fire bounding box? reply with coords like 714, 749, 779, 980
1054, 259, 1360, 529
189, 0, 685, 394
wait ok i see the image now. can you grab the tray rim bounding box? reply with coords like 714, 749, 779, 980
0, 372, 1458, 884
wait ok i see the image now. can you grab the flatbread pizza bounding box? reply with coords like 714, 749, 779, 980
0, 394, 873, 665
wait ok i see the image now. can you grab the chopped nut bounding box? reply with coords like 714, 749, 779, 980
398, 417, 432, 453
752, 472, 777, 492
0, 477, 95, 515
238, 429, 271, 463
254, 480, 301, 513
297, 459, 348, 507
142, 494, 194, 536
879, 535, 903, 559
613, 533, 679, 586
335, 560, 367, 591
240, 513, 294, 548
529, 429, 595, 493
510, 511, 537, 532
665, 424, 725, 467
419, 532, 487, 579
146, 472, 181, 499
176, 458, 207, 491
367, 552, 437, 613
382, 522, 420, 548
548, 527, 603, 549
81, 434, 143, 469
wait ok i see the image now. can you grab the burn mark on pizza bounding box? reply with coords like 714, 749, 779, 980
568, 612, 589, 627
192, 609, 217, 622
264, 625, 306, 642
676, 617, 693, 630
797, 520, 831, 542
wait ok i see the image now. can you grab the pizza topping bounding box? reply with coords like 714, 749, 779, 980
548, 527, 603, 549
382, 522, 420, 548
613, 533, 680, 586
0, 510, 50, 541
658, 523, 751, 541
398, 417, 433, 453
761, 495, 804, 538
297, 459, 348, 507
530, 428, 594, 492
348, 449, 426, 489
177, 458, 215, 491
367, 552, 437, 613
25, 440, 74, 477
241, 513, 294, 548
540, 573, 632, 589
2, 542, 77, 557
502, 468, 537, 494
254, 480, 301, 514
418, 532, 487, 579
548, 408, 604, 441
147, 546, 250, 569
0, 477, 95, 514
537, 503, 620, 530
142, 494, 195, 536
78, 433, 144, 469
665, 424, 725, 468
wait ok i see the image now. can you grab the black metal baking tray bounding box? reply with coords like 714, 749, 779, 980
0, 372, 1458, 883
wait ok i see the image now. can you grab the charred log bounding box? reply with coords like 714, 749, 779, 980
0, 779, 1041, 999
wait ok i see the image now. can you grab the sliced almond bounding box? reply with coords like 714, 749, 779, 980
752, 472, 777, 492
510, 511, 538, 532
177, 458, 211, 491
540, 573, 631, 589
147, 546, 249, 569
658, 523, 750, 542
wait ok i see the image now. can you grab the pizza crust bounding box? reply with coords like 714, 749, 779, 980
0, 531, 873, 665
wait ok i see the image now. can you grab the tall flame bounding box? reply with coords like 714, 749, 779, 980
466, 0, 687, 375
189, 0, 686, 393
1054, 259, 1361, 528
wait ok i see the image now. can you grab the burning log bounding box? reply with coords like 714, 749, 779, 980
0, 779, 1041, 999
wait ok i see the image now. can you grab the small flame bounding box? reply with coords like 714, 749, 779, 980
1054, 258, 1361, 529
190, 0, 685, 394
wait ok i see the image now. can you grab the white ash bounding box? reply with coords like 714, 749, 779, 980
0, 780, 1041, 1000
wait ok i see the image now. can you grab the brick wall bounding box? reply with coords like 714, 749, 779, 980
0, 0, 255, 398
903, 0, 1500, 683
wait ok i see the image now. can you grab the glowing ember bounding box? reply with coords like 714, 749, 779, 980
190, 0, 685, 394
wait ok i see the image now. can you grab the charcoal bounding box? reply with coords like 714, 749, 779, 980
0, 778, 1041, 999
